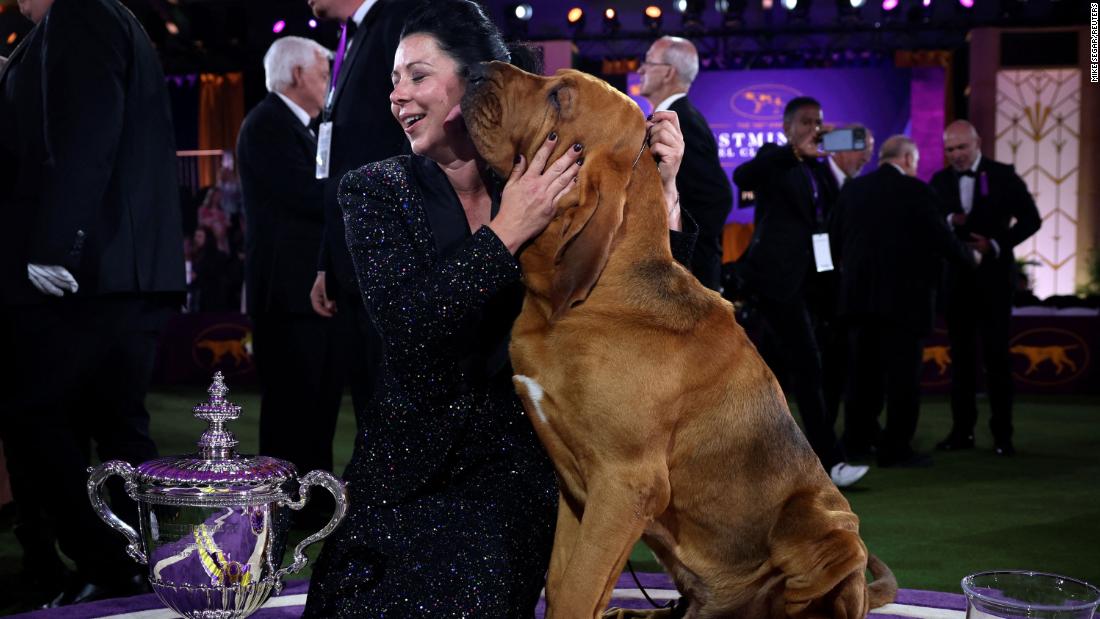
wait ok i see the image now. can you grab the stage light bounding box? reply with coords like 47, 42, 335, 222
165, 21, 180, 35
272, 20, 286, 34
923, 0, 932, 5
674, 0, 689, 11
783, 0, 798, 10
308, 19, 318, 28
512, 4, 534, 20
505, 3, 534, 35
957, 0, 973, 7
6, 32, 17, 45
762, 0, 774, 8
881, 0, 898, 10
566, 6, 586, 32
602, 8, 621, 34
850, 0, 866, 6
643, 5, 663, 31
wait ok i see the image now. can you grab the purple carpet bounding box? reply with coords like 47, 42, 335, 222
8, 572, 968, 618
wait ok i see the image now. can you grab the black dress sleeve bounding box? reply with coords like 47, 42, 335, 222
340, 159, 521, 389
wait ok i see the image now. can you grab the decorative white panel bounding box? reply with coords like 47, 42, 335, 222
994, 69, 1080, 299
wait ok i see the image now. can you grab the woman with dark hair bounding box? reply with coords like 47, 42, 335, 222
303, 1, 690, 615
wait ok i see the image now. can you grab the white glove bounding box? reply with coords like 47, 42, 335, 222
27, 264, 79, 297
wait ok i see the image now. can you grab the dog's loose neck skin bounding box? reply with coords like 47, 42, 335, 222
518, 147, 673, 321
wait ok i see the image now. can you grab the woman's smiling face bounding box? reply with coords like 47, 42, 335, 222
389, 34, 467, 160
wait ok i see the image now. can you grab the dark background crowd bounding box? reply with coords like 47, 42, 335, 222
0, 0, 1094, 612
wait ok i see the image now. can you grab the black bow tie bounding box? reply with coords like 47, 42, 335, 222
958, 169, 977, 178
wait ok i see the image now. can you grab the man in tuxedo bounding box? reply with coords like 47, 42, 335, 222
305, 0, 417, 418
638, 36, 733, 291
930, 120, 1040, 456
818, 125, 874, 449
0, 0, 184, 605
238, 37, 342, 515
733, 98, 868, 488
830, 136, 974, 468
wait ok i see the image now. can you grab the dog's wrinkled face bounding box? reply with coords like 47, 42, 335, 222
463, 63, 649, 319
462, 63, 644, 178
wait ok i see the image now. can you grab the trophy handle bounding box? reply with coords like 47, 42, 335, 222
87, 460, 147, 565
275, 470, 348, 582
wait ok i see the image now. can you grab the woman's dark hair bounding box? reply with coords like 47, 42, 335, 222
401, 0, 541, 76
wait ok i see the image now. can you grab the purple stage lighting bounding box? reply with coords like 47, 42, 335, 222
881, 0, 898, 9
272, 20, 286, 34
308, 19, 318, 28
922, 0, 932, 5
957, 0, 973, 6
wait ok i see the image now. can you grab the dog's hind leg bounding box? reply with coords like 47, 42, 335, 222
545, 471, 670, 619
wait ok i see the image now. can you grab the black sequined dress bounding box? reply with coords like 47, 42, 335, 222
303, 155, 558, 618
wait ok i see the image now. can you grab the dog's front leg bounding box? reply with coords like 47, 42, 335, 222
545, 472, 668, 619
547, 490, 582, 596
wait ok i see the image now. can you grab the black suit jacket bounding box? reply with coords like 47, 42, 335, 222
732, 143, 830, 302
668, 96, 733, 291
238, 93, 325, 316
929, 157, 1041, 294
829, 165, 974, 335
318, 0, 418, 294
0, 0, 184, 303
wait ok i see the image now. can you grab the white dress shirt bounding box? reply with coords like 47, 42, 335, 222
653, 92, 688, 113
276, 92, 312, 129
958, 153, 982, 215
345, 0, 378, 54
829, 156, 848, 189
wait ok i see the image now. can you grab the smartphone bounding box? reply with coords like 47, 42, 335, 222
821, 128, 867, 152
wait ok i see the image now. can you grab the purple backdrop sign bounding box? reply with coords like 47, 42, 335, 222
628, 68, 916, 224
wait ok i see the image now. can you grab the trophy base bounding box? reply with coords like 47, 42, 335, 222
149, 577, 277, 619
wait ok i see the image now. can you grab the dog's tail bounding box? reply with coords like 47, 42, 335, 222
866, 554, 898, 609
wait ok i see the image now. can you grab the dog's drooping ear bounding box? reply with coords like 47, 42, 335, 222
548, 157, 630, 321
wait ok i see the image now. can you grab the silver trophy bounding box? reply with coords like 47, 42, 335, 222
88, 372, 348, 619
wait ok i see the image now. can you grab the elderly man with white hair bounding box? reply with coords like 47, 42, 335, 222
237, 36, 342, 529
638, 35, 733, 292
828, 135, 975, 469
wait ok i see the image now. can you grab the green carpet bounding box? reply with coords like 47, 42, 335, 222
1, 389, 1097, 614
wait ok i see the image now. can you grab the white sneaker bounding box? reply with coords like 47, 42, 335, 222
830, 462, 869, 488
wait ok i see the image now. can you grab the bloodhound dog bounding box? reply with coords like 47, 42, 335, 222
462, 62, 896, 619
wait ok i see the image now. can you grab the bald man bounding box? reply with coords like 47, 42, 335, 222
929, 120, 1040, 457
830, 136, 973, 467
639, 36, 733, 291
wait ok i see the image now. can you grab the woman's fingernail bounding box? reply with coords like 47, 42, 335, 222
647, 114, 653, 121
577, 157, 584, 166
572, 143, 583, 152
548, 132, 557, 141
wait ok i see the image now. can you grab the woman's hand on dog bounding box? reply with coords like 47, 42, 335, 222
490, 132, 583, 254
648, 111, 684, 231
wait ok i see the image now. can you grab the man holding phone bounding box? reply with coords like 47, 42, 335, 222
733, 97, 868, 488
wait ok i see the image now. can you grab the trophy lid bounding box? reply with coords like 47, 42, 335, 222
132, 372, 298, 506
